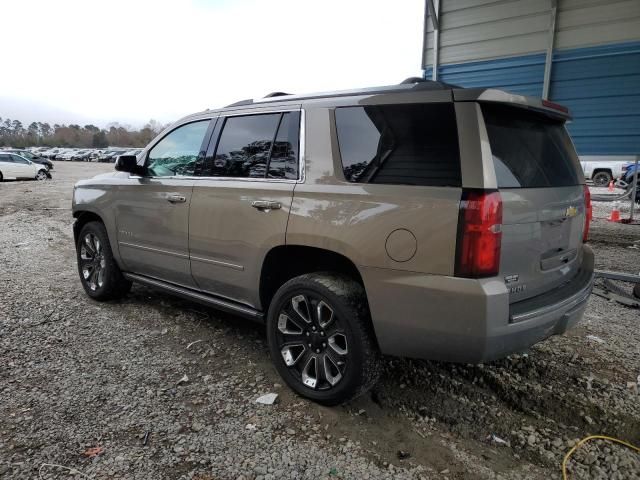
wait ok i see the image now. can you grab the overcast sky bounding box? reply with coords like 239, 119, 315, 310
1, 0, 424, 127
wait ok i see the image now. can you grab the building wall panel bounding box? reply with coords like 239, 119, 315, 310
422, 0, 640, 155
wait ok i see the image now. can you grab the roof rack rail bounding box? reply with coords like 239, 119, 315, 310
225, 98, 254, 107
264, 92, 292, 98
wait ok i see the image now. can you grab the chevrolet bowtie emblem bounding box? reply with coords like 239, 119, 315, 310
565, 206, 578, 218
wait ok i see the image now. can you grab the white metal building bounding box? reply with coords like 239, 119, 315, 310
423, 0, 640, 158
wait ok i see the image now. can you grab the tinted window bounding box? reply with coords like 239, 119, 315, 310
482, 104, 580, 188
12, 155, 30, 164
146, 120, 210, 177
268, 112, 300, 179
212, 114, 280, 178
335, 103, 461, 187
0, 154, 13, 162
210, 113, 299, 179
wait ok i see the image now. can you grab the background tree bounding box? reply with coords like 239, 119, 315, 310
0, 117, 169, 148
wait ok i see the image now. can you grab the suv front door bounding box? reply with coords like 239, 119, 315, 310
189, 109, 301, 308
115, 119, 213, 288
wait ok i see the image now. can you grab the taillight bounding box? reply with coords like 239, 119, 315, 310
455, 190, 503, 278
583, 185, 592, 242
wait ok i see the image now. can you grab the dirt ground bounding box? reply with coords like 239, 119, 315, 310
1, 162, 639, 480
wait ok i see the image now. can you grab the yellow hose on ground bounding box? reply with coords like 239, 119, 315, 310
562, 434, 640, 480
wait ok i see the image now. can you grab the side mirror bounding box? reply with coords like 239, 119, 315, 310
114, 155, 142, 174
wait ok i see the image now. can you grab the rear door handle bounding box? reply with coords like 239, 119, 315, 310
251, 200, 281, 211
167, 194, 186, 203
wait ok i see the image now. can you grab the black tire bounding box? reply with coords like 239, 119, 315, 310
0, 171, 3, 181
633, 283, 640, 300
76, 221, 132, 301
592, 171, 612, 187
267, 273, 381, 405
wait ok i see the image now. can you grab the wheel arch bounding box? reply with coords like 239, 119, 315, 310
73, 210, 104, 244
259, 245, 366, 312
592, 168, 613, 176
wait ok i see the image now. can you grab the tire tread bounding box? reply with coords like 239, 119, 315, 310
77, 221, 131, 301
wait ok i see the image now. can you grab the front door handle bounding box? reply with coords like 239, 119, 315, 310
167, 194, 186, 203
251, 200, 282, 211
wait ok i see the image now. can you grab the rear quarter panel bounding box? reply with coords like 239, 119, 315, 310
287, 105, 461, 276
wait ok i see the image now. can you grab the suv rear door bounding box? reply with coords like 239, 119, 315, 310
188, 108, 301, 309
480, 103, 587, 304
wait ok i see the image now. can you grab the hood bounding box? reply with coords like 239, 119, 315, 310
74, 170, 130, 187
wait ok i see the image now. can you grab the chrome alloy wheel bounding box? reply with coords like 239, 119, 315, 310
79, 233, 105, 291
276, 294, 348, 390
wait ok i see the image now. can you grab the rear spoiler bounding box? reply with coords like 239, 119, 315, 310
453, 88, 572, 121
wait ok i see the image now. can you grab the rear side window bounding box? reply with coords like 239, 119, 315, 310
482, 104, 580, 188
335, 103, 461, 187
211, 112, 299, 179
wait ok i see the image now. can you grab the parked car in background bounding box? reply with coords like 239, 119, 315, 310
0, 152, 50, 180
72, 80, 594, 404
2, 149, 54, 170
72, 150, 93, 161
121, 148, 142, 158
622, 162, 638, 184
41, 148, 61, 159
580, 157, 633, 186
57, 149, 75, 161
97, 149, 124, 162
621, 162, 640, 202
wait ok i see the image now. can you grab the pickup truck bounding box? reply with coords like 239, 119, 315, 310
580, 156, 636, 186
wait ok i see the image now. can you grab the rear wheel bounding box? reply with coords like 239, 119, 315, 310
267, 273, 381, 405
76, 221, 132, 300
592, 171, 612, 187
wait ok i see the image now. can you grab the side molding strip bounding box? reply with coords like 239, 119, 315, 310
123, 272, 263, 322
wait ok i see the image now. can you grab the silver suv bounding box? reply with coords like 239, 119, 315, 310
72, 79, 595, 405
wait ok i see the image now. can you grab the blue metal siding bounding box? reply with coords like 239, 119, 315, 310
550, 41, 640, 155
425, 53, 545, 97
426, 41, 640, 155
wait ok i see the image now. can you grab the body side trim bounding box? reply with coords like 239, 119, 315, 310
123, 273, 263, 320
118, 241, 189, 259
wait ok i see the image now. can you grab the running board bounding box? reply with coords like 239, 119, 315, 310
123, 273, 264, 322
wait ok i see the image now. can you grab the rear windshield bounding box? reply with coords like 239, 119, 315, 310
335, 103, 461, 187
482, 104, 581, 188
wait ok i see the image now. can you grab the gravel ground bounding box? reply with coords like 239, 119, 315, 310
1, 163, 638, 479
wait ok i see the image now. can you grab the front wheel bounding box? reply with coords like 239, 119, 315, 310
267, 273, 381, 405
36, 169, 48, 181
76, 221, 132, 300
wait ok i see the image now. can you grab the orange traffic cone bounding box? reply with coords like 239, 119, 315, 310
609, 205, 621, 222
608, 180, 615, 192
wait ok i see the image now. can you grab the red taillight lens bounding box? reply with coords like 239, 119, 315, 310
583, 185, 592, 242
455, 190, 503, 278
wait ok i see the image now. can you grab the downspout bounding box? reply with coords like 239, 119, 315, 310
542, 0, 558, 100
427, 0, 440, 81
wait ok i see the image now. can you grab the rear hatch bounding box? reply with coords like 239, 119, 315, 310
481, 103, 587, 303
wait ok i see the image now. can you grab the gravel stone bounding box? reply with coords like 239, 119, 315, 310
0, 164, 638, 479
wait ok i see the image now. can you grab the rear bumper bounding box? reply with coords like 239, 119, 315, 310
361, 244, 594, 363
